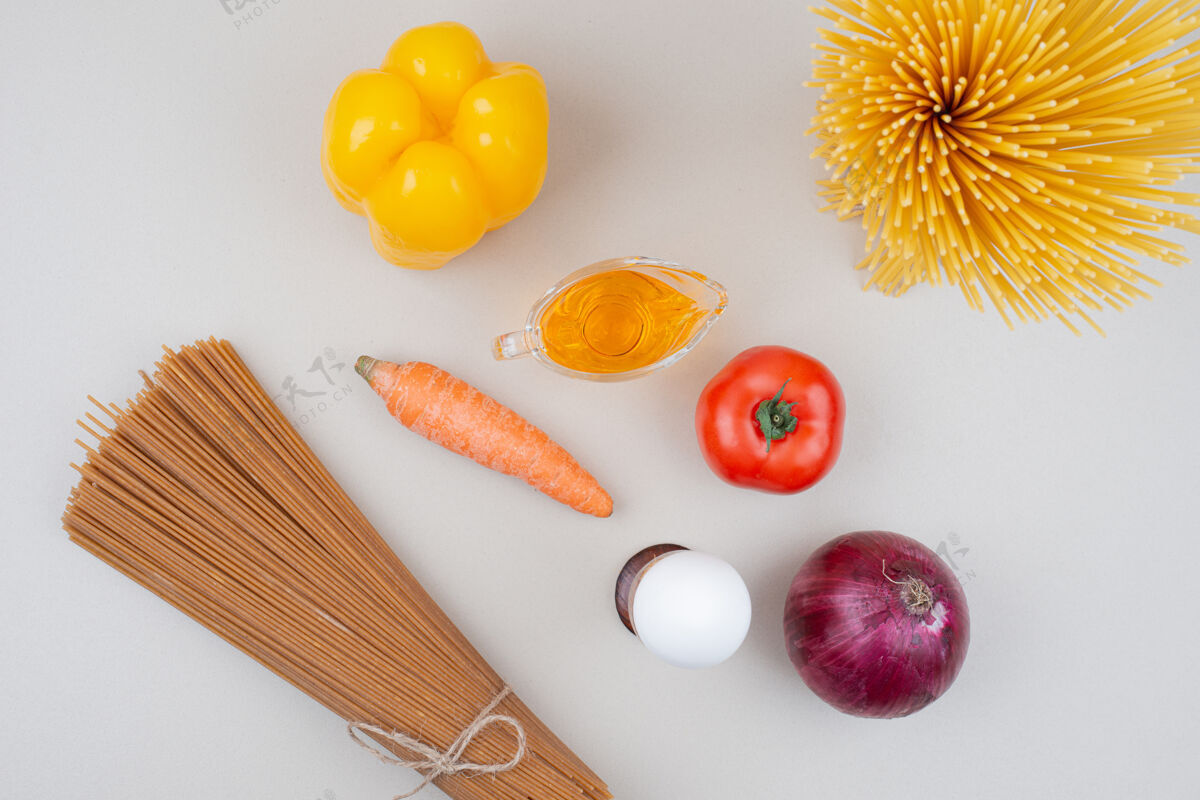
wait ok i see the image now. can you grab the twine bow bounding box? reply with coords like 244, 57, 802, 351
347, 687, 527, 799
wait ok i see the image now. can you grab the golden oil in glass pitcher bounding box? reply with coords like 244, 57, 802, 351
493, 257, 727, 380
536, 269, 711, 374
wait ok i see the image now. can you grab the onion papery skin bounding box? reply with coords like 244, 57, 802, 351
784, 531, 970, 718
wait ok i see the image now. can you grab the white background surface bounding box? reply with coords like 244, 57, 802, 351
4, 2, 1199, 798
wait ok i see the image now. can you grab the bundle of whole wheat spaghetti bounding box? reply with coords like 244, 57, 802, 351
62, 337, 609, 800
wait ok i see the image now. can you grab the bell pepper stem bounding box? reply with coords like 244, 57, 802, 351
755, 379, 800, 453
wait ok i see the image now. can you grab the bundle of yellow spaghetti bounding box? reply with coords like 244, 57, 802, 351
61, 338, 609, 800
808, 0, 1200, 333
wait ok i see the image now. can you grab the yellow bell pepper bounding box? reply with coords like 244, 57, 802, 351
321, 22, 549, 269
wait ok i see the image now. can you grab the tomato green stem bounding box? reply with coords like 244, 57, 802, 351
755, 379, 799, 453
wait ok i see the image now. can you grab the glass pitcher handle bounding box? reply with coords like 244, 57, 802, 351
492, 331, 533, 360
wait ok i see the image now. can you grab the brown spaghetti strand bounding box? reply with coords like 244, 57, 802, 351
61, 337, 610, 800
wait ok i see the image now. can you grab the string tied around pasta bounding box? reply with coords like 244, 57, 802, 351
348, 686, 527, 799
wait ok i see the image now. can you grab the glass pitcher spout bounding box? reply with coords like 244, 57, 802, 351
492, 257, 728, 381
492, 330, 533, 360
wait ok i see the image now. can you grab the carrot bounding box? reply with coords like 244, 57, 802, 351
355, 356, 613, 517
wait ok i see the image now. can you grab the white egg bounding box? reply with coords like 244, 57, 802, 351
630, 550, 752, 669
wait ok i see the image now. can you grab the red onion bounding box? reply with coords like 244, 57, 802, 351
783, 531, 970, 718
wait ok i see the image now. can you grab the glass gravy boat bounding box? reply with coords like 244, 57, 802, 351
493, 257, 728, 381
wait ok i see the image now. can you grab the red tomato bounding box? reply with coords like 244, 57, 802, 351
695, 346, 844, 493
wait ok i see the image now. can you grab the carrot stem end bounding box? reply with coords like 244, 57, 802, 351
355, 356, 378, 382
